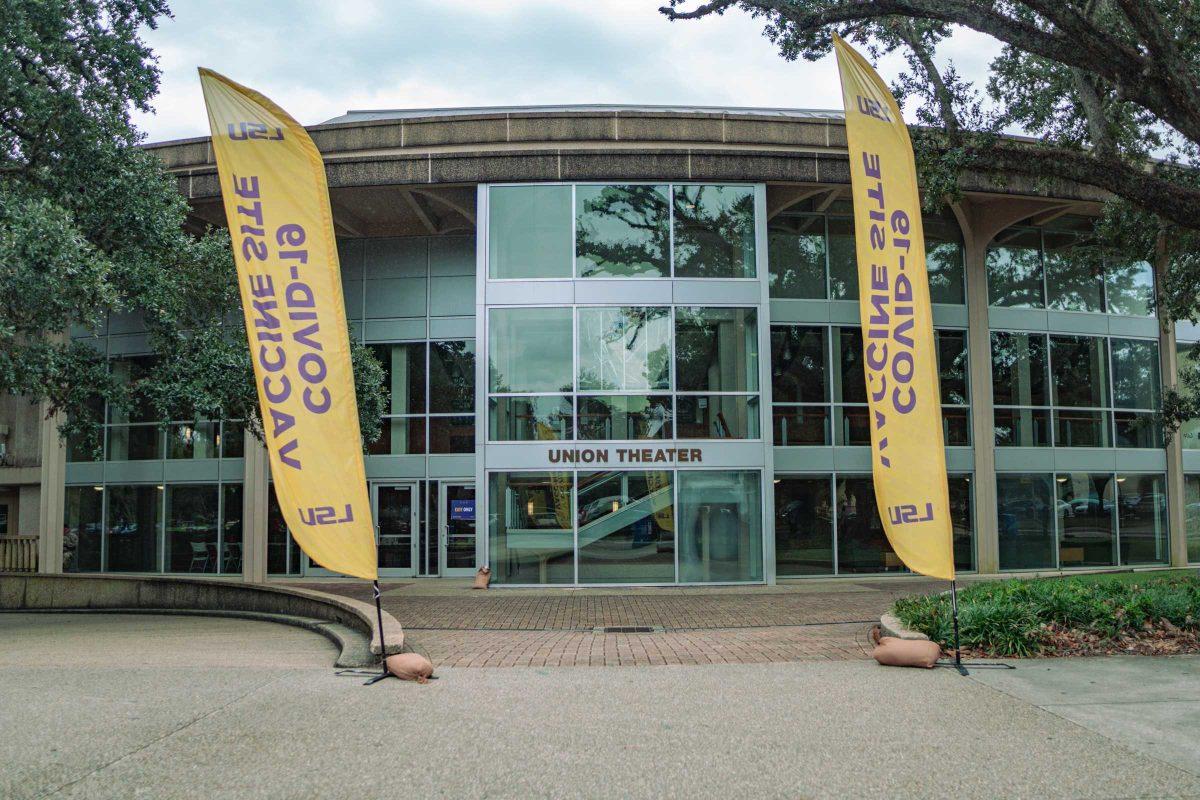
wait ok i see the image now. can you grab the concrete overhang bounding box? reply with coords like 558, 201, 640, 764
146, 104, 1109, 237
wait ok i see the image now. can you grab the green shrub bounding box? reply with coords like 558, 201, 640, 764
891, 572, 1200, 657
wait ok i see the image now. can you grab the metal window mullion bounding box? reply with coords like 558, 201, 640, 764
216, 482, 224, 575
830, 472, 839, 575
99, 486, 108, 572
673, 469, 680, 583
158, 482, 167, 574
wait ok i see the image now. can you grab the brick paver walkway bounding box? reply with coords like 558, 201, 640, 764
288, 578, 945, 668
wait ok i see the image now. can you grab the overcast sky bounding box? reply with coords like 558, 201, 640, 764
133, 0, 1001, 143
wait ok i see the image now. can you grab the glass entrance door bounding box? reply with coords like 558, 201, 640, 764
440, 482, 476, 576
374, 483, 418, 576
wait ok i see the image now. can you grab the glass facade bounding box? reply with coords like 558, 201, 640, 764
369, 339, 475, 455
487, 304, 761, 443
774, 474, 974, 576
56, 176, 1183, 584
986, 221, 1155, 315
771, 325, 969, 446
997, 471, 1168, 570
992, 332, 1161, 448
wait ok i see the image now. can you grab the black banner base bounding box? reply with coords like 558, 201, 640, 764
334, 667, 394, 685
935, 660, 1017, 676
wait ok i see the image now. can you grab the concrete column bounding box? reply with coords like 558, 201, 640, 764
36, 404, 65, 573
1157, 249, 1189, 567
241, 430, 269, 583
962, 229, 999, 573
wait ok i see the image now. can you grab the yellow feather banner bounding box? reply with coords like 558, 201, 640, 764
199, 68, 377, 580
833, 36, 955, 580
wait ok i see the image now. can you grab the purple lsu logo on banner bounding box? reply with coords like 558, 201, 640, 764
856, 95, 892, 123
228, 122, 284, 141
887, 502, 934, 526
297, 504, 355, 526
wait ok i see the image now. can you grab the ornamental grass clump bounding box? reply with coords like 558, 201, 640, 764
892, 573, 1200, 658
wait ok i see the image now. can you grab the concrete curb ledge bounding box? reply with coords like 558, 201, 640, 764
0, 574, 403, 667
879, 612, 930, 641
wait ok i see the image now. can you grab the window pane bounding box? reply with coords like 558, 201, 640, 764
925, 216, 965, 304
987, 229, 1043, 308
488, 185, 571, 279
997, 473, 1055, 570
1118, 474, 1168, 565
836, 406, 871, 446
489, 396, 573, 441
1053, 410, 1111, 447
936, 330, 968, 405
372, 343, 425, 415
577, 395, 671, 440
991, 332, 1049, 407
827, 216, 857, 299
1105, 260, 1155, 316
221, 484, 243, 574
774, 476, 833, 575
994, 408, 1050, 447
266, 485, 301, 575
489, 471, 574, 584
1115, 412, 1163, 448
166, 421, 218, 460
1057, 472, 1116, 567
1181, 417, 1200, 451
773, 406, 830, 446
107, 356, 158, 423
1186, 475, 1200, 564
63, 486, 103, 572
577, 470, 675, 583
835, 327, 865, 403
1044, 230, 1103, 312
675, 395, 759, 439
164, 484, 218, 573
429, 340, 475, 414
836, 475, 903, 573
768, 215, 826, 298
950, 475, 975, 572
575, 184, 669, 278
943, 408, 971, 446
219, 421, 245, 459
677, 471, 762, 582
429, 416, 475, 454
488, 307, 573, 393
672, 185, 756, 278
105, 484, 161, 572
771, 326, 827, 404
105, 425, 163, 461
1050, 335, 1109, 408
674, 307, 758, 392
577, 306, 670, 391
1110, 338, 1160, 409
368, 417, 426, 455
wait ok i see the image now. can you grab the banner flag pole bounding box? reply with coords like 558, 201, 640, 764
950, 580, 966, 676
363, 580, 394, 685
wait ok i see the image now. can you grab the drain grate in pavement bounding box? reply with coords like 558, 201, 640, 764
594, 625, 664, 634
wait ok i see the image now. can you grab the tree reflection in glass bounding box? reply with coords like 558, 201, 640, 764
577, 307, 670, 391
575, 184, 669, 278
986, 228, 1043, 308
672, 185, 756, 278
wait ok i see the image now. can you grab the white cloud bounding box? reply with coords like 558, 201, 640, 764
133, 0, 1000, 142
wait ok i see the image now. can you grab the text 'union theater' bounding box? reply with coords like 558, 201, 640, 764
7, 104, 1199, 584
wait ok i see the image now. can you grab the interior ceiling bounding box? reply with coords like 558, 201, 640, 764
187, 184, 477, 238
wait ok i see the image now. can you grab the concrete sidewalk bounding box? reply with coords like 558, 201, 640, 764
969, 655, 1200, 777
3, 613, 1199, 800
